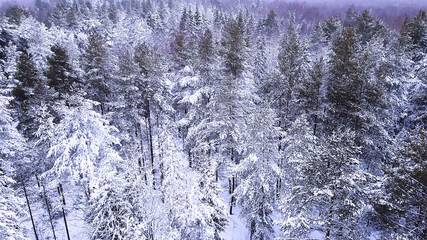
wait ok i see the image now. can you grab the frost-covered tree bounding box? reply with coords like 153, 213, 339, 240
83, 29, 115, 115
39, 95, 122, 201
217, 16, 255, 214
356, 10, 376, 45
326, 27, 359, 131
235, 102, 281, 240
45, 45, 78, 99
275, 12, 309, 129
298, 58, 325, 136
12, 52, 42, 140
278, 115, 322, 239
159, 117, 220, 240
379, 129, 427, 239
0, 68, 26, 240
87, 169, 141, 240
321, 129, 375, 240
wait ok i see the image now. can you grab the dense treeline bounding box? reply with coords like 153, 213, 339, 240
0, 0, 426, 239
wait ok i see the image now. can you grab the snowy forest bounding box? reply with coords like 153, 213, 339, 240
0, 0, 426, 239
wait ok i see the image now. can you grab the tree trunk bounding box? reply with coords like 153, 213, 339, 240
139, 122, 148, 184
146, 101, 155, 189
23, 181, 38, 240
43, 183, 57, 240
188, 149, 192, 168
326, 189, 335, 240
58, 183, 70, 240
229, 177, 235, 215
136, 123, 147, 184
100, 102, 105, 115
229, 148, 235, 215
313, 114, 318, 136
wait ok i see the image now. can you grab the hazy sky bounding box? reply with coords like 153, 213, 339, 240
0, 0, 34, 7
1, 0, 426, 8
267, 0, 427, 7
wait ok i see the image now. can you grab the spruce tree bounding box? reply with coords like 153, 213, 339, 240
0, 68, 26, 240
83, 29, 113, 114
235, 102, 281, 240
379, 130, 427, 239
45, 45, 78, 99
326, 27, 360, 131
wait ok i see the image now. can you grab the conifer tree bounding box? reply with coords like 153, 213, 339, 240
278, 115, 322, 238
12, 53, 41, 139
0, 68, 26, 240
379, 129, 427, 239
356, 10, 376, 45
235, 102, 281, 240
298, 58, 324, 135
83, 29, 113, 114
276, 13, 309, 129
45, 45, 78, 99
326, 27, 359, 131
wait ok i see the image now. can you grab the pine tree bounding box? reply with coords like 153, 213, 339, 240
110, 47, 148, 180
218, 16, 255, 215
276, 12, 309, 129
343, 8, 357, 28
5, 6, 29, 25
159, 117, 220, 240
173, 31, 191, 70
133, 42, 169, 188
39, 96, 122, 201
0, 68, 26, 240
45, 45, 78, 99
321, 129, 374, 240
298, 58, 324, 136
354, 36, 391, 172
87, 170, 140, 240
278, 114, 322, 238
264, 10, 278, 35
356, 10, 376, 45
199, 162, 228, 240
12, 53, 42, 139
322, 16, 342, 43
326, 27, 360, 131
235, 102, 281, 240
406, 10, 427, 54
379, 129, 427, 239
48, 3, 69, 28
254, 35, 267, 85
83, 29, 113, 114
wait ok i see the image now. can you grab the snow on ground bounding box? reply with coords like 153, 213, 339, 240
219, 188, 249, 240
218, 180, 284, 240
21, 183, 90, 240
309, 230, 325, 240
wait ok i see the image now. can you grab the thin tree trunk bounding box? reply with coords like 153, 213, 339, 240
23, 181, 38, 240
188, 149, 192, 168
100, 103, 104, 115
138, 122, 148, 184
229, 148, 235, 215
326, 190, 335, 240
313, 114, 318, 136
58, 183, 70, 240
156, 114, 165, 187
146, 101, 155, 189
136, 123, 148, 184
43, 183, 57, 240
229, 177, 235, 215
277, 98, 284, 198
